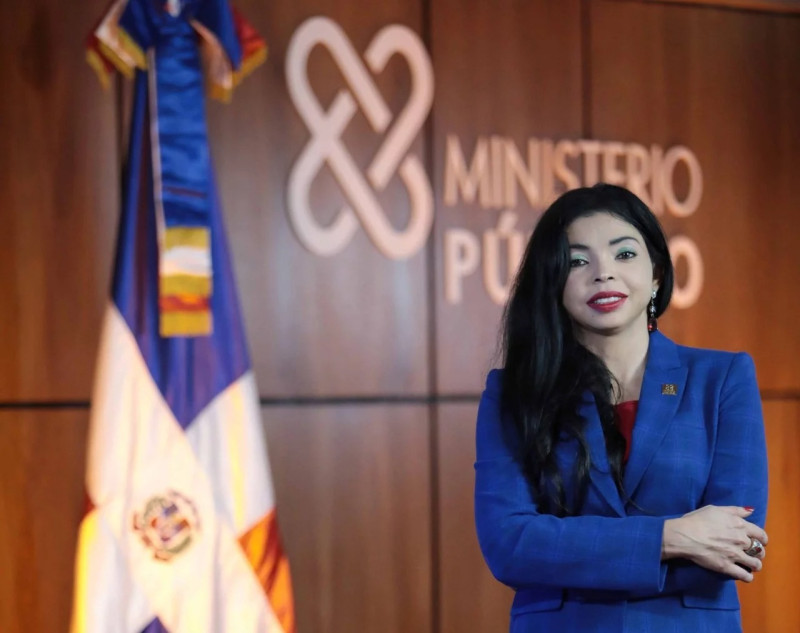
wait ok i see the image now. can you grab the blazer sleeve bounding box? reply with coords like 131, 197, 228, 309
659, 351, 768, 595
474, 370, 668, 593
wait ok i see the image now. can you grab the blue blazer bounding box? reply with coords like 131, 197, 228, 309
474, 331, 768, 633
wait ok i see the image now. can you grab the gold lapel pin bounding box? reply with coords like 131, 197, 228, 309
661, 383, 678, 396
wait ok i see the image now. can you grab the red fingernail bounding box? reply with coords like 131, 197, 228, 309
744, 506, 755, 512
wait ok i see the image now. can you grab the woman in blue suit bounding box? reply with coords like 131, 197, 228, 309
475, 184, 768, 632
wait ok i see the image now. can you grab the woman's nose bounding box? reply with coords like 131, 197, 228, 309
592, 255, 617, 282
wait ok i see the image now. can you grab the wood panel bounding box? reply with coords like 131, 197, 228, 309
0, 409, 88, 633
206, 0, 430, 398
430, 0, 584, 395
437, 403, 513, 633
263, 404, 432, 633
590, 0, 800, 392
739, 400, 800, 633
632, 0, 800, 14
0, 0, 118, 401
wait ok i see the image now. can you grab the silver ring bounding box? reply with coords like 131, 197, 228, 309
745, 537, 764, 557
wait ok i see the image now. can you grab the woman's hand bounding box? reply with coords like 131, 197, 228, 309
662, 506, 768, 582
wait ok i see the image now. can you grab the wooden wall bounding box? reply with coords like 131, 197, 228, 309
1, 1, 798, 632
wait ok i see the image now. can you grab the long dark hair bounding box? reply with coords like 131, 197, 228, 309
501, 183, 674, 516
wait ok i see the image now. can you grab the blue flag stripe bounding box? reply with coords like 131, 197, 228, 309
139, 617, 169, 633
112, 71, 251, 428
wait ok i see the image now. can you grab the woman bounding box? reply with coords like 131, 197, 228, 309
474, 184, 768, 632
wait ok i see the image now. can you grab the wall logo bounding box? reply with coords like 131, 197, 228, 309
286, 16, 434, 259
285, 18, 705, 309
132, 490, 200, 562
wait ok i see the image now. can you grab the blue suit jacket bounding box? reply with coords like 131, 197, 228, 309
474, 331, 768, 633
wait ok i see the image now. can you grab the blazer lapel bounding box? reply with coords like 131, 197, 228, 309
622, 331, 688, 500
578, 394, 626, 517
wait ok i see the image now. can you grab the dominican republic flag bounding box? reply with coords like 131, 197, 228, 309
71, 3, 294, 632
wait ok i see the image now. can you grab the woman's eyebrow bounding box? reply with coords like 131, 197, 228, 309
609, 236, 640, 245
569, 236, 640, 250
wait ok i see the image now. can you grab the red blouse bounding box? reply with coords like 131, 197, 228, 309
614, 400, 639, 464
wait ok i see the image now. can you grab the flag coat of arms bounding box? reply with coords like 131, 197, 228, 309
72, 2, 294, 631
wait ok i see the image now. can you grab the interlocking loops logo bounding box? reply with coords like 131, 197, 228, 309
286, 17, 434, 259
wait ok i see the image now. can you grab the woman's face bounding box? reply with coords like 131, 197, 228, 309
562, 212, 658, 339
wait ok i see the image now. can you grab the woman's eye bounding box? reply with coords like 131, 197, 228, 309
616, 250, 636, 260
569, 258, 588, 268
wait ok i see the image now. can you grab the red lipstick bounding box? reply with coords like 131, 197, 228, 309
587, 291, 628, 313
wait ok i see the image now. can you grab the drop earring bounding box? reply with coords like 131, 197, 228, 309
647, 289, 658, 333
